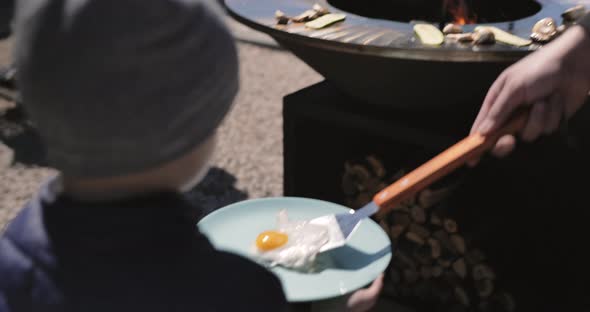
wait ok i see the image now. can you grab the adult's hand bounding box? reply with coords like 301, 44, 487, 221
471, 24, 590, 157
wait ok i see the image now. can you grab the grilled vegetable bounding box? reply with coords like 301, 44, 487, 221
305, 13, 346, 29
414, 24, 445, 46
475, 26, 532, 47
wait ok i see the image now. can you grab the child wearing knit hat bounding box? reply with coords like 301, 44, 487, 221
0, 0, 286, 311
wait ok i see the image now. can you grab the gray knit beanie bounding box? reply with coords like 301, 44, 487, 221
14, 0, 238, 178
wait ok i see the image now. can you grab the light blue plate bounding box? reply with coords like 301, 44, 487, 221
197, 197, 392, 302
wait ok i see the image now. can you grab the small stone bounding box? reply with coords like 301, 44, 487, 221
0, 142, 14, 172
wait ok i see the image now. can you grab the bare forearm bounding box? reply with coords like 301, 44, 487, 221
471, 12, 590, 157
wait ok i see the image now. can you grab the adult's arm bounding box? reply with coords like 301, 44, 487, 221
471, 15, 590, 156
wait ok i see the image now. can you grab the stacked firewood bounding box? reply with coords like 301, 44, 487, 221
342, 156, 515, 312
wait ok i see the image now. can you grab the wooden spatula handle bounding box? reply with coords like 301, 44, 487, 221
373, 110, 528, 217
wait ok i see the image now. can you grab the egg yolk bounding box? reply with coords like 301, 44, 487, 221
256, 231, 288, 251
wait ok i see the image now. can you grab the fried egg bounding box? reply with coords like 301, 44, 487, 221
254, 209, 329, 269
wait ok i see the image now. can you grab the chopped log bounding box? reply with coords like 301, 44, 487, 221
395, 250, 417, 270
433, 230, 457, 254
409, 223, 431, 238
493, 292, 516, 312
402, 196, 417, 206
432, 282, 454, 304
392, 204, 411, 214
414, 281, 431, 299
418, 187, 452, 209
420, 265, 433, 280
454, 286, 470, 307
437, 258, 452, 268
443, 270, 462, 286
475, 279, 494, 298
465, 249, 487, 265
443, 218, 459, 233
396, 284, 413, 298
413, 245, 434, 265
450, 234, 466, 255
427, 238, 442, 259
366, 155, 386, 178
403, 268, 419, 284
342, 175, 358, 196
418, 189, 434, 209
379, 220, 390, 237
390, 224, 406, 240
349, 163, 371, 184
430, 213, 443, 226
406, 232, 426, 245
478, 300, 492, 312
449, 304, 468, 312
452, 258, 467, 279
390, 169, 406, 182
410, 205, 427, 224
389, 267, 401, 284
352, 192, 372, 208
432, 265, 444, 277
392, 212, 411, 226
365, 177, 383, 194
472, 264, 496, 281
380, 278, 397, 298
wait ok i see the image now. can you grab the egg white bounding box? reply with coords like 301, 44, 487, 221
254, 209, 330, 269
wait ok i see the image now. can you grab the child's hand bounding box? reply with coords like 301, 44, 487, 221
346, 274, 384, 312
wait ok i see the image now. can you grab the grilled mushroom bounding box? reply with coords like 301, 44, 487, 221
312, 3, 330, 16
446, 33, 474, 43
443, 23, 463, 35
531, 18, 557, 43
473, 28, 495, 45
275, 10, 290, 25
562, 4, 587, 23
292, 9, 321, 23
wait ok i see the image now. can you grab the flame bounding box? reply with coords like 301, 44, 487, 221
443, 0, 476, 25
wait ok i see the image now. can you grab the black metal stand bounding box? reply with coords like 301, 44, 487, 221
283, 80, 590, 311
283, 81, 477, 203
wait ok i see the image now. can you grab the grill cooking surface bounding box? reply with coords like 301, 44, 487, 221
225, 0, 590, 61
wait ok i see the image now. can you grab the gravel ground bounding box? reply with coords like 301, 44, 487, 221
0, 21, 322, 230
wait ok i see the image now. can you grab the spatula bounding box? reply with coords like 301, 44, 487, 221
312, 110, 529, 252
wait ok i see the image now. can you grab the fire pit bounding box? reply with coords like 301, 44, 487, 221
224, 0, 589, 109
282, 81, 590, 311
225, 0, 590, 310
